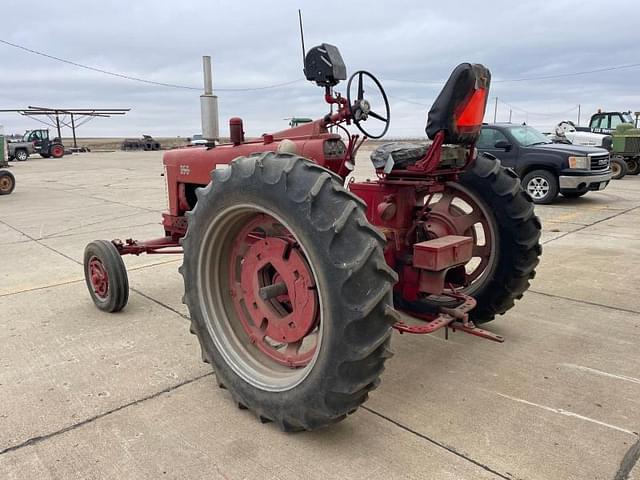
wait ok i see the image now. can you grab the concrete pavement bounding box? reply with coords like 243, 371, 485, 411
1, 151, 639, 479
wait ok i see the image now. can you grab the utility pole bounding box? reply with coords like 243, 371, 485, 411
577, 104, 581, 126
509, 109, 512, 123
70, 113, 77, 148
55, 111, 62, 140
493, 97, 498, 123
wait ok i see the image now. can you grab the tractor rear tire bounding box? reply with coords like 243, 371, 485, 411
0, 170, 16, 195
181, 152, 398, 431
626, 157, 640, 175
83, 240, 129, 312
51, 144, 65, 158
458, 155, 542, 324
610, 156, 627, 179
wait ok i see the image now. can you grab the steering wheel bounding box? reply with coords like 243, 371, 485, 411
346, 70, 390, 139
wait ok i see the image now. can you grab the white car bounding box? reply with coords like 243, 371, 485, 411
190, 134, 208, 146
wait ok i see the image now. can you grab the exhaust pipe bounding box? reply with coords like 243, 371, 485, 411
201, 56, 219, 145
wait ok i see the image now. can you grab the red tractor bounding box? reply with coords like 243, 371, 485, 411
84, 44, 541, 431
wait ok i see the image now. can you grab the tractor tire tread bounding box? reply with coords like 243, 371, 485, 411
459, 155, 542, 323
83, 240, 129, 313
181, 152, 397, 431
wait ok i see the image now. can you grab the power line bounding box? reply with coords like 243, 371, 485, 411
497, 98, 579, 117
384, 62, 640, 86
493, 63, 640, 83
0, 38, 304, 92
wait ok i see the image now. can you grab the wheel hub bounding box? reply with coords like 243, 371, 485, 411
229, 215, 319, 368
88, 256, 109, 299
425, 185, 494, 285
527, 177, 549, 199
0, 177, 11, 192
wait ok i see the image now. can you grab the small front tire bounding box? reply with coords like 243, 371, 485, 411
83, 240, 129, 312
0, 171, 16, 195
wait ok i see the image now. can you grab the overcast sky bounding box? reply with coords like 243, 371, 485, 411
1, 0, 638, 139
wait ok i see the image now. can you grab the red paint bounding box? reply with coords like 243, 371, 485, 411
88, 257, 109, 299
109, 72, 502, 343
228, 214, 319, 367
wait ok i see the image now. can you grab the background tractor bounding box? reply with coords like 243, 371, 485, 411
0, 127, 16, 195
121, 135, 162, 151
83, 45, 541, 431
22, 129, 65, 158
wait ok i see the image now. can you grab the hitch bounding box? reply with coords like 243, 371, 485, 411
393, 293, 504, 343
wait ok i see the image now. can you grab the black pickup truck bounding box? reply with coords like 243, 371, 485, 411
477, 124, 612, 204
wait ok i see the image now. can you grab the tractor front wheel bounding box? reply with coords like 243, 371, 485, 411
0, 170, 16, 195
83, 240, 129, 312
181, 153, 398, 431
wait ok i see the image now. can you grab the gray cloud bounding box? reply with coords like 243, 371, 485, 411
1, 0, 638, 138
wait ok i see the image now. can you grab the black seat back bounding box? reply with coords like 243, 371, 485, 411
425, 63, 491, 145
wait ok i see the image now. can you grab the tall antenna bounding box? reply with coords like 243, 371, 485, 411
298, 9, 306, 67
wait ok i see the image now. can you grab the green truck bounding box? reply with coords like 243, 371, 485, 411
577, 111, 640, 175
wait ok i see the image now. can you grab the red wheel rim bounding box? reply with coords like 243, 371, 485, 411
424, 183, 496, 290
0, 176, 12, 193
229, 214, 320, 368
52, 145, 63, 157
88, 256, 109, 300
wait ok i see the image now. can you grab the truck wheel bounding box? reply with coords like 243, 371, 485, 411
0, 170, 16, 195
626, 158, 640, 175
181, 152, 398, 431
523, 169, 559, 204
83, 240, 129, 312
610, 156, 627, 179
15, 149, 28, 161
51, 144, 65, 158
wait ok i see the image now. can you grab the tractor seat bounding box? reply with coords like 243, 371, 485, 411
370, 142, 467, 170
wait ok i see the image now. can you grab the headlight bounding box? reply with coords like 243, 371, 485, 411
568, 156, 590, 169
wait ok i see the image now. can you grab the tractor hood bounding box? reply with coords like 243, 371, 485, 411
532, 143, 606, 156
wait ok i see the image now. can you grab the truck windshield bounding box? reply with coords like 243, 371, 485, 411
507, 126, 552, 146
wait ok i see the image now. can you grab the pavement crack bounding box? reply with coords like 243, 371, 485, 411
613, 438, 640, 480
0, 372, 213, 457
529, 290, 640, 316
542, 205, 640, 245
131, 287, 190, 321
0, 219, 81, 265
362, 406, 514, 479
